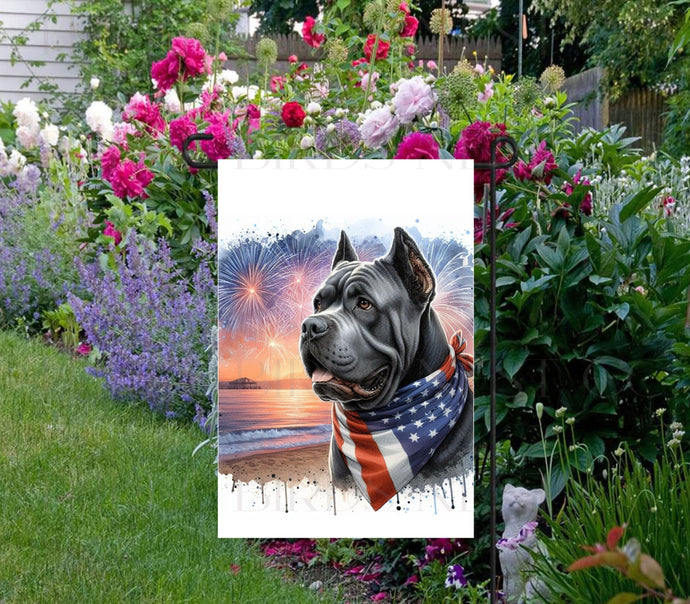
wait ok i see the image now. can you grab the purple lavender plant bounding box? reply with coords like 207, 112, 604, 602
69, 234, 216, 418
0, 178, 81, 328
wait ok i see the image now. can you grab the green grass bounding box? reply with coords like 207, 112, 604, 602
0, 331, 326, 603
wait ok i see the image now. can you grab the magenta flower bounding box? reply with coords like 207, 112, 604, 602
454, 121, 508, 201
109, 158, 154, 199
371, 593, 388, 602
151, 51, 180, 93
562, 169, 592, 215
201, 121, 241, 161
394, 132, 440, 159
270, 75, 285, 92
103, 220, 123, 245
76, 342, 92, 356
100, 146, 121, 181
513, 141, 558, 185
475, 207, 518, 243
530, 140, 558, 184
302, 16, 325, 48
151, 37, 210, 92
123, 93, 166, 135
169, 114, 198, 152
401, 15, 418, 37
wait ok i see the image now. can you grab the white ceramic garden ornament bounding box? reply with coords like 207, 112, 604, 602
498, 484, 549, 603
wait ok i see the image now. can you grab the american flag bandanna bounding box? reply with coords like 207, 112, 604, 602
331, 332, 473, 510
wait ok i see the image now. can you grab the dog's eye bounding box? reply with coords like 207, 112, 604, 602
357, 297, 372, 310
314, 299, 321, 312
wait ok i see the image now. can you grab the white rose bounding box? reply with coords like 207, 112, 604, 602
40, 124, 60, 147
90, 77, 100, 90
306, 101, 321, 115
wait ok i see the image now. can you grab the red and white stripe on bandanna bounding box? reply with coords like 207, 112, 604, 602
331, 331, 473, 510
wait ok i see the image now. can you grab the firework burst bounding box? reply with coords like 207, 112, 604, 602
218, 240, 286, 332
422, 238, 474, 348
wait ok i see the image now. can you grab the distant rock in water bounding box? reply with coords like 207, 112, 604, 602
220, 378, 260, 389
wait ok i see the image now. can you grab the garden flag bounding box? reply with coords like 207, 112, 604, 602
217, 160, 475, 538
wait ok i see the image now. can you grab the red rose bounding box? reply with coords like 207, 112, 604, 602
401, 15, 418, 38
281, 102, 306, 128
363, 35, 390, 61
302, 16, 325, 48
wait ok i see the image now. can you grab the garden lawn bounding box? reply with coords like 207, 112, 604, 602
0, 331, 326, 603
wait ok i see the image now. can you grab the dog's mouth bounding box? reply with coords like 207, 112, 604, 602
311, 365, 389, 400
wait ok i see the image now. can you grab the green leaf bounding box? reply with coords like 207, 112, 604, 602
503, 348, 529, 380
589, 274, 612, 285
605, 593, 642, 604
619, 187, 661, 222
594, 364, 609, 395
595, 356, 632, 376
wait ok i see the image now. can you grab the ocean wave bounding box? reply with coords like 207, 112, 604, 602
219, 424, 332, 456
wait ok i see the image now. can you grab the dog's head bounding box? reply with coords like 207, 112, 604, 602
299, 227, 436, 411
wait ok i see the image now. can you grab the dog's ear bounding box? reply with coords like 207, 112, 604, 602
332, 230, 358, 269
384, 227, 435, 305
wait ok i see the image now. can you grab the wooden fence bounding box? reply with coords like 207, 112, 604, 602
562, 67, 666, 154
229, 33, 501, 81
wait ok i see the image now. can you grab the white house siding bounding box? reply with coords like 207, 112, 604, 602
0, 0, 85, 104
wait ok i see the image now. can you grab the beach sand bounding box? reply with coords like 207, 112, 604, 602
218, 442, 331, 484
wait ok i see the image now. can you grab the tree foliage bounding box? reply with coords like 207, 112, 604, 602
532, 0, 682, 99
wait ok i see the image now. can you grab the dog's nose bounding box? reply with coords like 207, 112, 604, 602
302, 316, 328, 339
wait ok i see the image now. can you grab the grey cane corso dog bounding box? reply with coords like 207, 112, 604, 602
299, 227, 473, 487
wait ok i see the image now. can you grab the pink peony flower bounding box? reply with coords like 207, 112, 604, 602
371, 593, 388, 602
360, 107, 399, 148
288, 54, 298, 63
394, 132, 439, 159
401, 15, 419, 37
76, 343, 92, 355
399, 2, 410, 14
169, 114, 197, 152
100, 146, 121, 181
478, 81, 494, 102
363, 35, 390, 61
427, 60, 437, 70
112, 122, 138, 146
123, 93, 166, 135
393, 76, 436, 123
109, 158, 154, 199
454, 121, 509, 201
103, 220, 123, 245
270, 75, 285, 92
302, 16, 325, 48
474, 64, 485, 75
